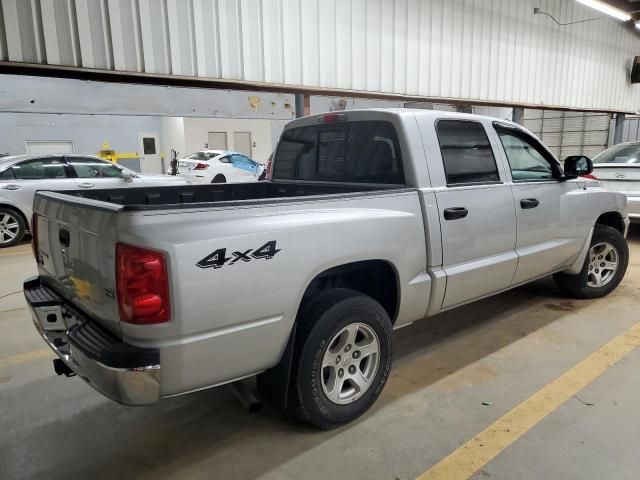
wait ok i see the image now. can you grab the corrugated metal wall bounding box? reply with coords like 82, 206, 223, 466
616, 115, 640, 143
1, 0, 639, 112
523, 109, 611, 159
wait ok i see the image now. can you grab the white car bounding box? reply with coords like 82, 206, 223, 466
0, 154, 188, 247
175, 150, 265, 183
591, 142, 640, 222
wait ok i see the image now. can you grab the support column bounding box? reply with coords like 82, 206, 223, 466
512, 107, 524, 125
613, 113, 625, 145
295, 93, 310, 118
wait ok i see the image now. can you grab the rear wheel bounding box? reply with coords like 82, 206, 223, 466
554, 225, 628, 299
212, 174, 226, 183
0, 208, 25, 248
289, 288, 393, 429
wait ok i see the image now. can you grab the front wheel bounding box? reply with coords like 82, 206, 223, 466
554, 225, 628, 299
290, 288, 393, 429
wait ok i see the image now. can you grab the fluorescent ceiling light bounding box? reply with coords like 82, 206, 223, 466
575, 0, 631, 22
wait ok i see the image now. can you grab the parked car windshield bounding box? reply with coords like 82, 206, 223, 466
593, 144, 640, 164
273, 121, 405, 184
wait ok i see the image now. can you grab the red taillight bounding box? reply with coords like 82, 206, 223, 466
581, 173, 598, 180
116, 243, 170, 325
194, 163, 209, 170
266, 155, 273, 180
319, 113, 346, 123
31, 213, 39, 262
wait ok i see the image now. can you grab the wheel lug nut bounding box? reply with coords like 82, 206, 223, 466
595, 269, 599, 273
353, 350, 360, 359
336, 355, 341, 364
338, 368, 344, 377
600, 263, 604, 267
598, 255, 603, 260
345, 344, 351, 353
348, 365, 356, 375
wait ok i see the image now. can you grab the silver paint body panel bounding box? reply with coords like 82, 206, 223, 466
31, 109, 628, 398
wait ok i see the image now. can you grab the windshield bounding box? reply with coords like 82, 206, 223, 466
593, 144, 640, 164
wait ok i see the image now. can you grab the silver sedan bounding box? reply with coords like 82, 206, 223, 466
591, 142, 640, 223
0, 154, 187, 247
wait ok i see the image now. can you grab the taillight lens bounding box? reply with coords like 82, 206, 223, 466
194, 163, 209, 170
319, 113, 346, 123
581, 173, 598, 180
31, 213, 39, 262
116, 243, 170, 324
266, 157, 273, 180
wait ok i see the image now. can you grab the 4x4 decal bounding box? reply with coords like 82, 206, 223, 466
197, 240, 281, 269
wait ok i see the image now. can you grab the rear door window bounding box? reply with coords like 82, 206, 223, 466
273, 121, 405, 184
12, 157, 68, 179
436, 120, 500, 186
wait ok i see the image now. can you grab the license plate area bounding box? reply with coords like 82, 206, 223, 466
36, 305, 66, 330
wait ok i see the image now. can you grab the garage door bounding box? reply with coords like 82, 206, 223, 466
25, 140, 74, 154
523, 110, 610, 161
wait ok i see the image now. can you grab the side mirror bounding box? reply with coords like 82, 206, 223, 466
563, 155, 593, 179
122, 170, 135, 182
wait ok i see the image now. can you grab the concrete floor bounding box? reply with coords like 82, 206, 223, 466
1, 226, 639, 480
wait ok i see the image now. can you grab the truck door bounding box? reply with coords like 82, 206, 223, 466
433, 119, 518, 309
491, 123, 592, 284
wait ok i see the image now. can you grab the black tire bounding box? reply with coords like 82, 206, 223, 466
0, 207, 26, 248
289, 288, 393, 429
212, 174, 226, 183
553, 225, 628, 299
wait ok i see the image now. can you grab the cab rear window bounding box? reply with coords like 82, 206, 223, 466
273, 121, 405, 184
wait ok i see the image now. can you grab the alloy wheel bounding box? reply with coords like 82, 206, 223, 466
586, 242, 618, 288
320, 322, 380, 405
0, 212, 20, 245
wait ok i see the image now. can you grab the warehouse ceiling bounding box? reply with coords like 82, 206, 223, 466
0, 0, 639, 113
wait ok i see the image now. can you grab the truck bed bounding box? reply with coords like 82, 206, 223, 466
54, 181, 403, 211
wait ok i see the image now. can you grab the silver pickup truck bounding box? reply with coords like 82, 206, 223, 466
25, 109, 629, 429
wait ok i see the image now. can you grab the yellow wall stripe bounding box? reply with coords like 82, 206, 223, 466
416, 321, 640, 480
0, 348, 53, 369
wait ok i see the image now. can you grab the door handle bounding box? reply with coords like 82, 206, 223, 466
1, 184, 21, 191
78, 183, 95, 188
520, 198, 539, 209
443, 207, 469, 220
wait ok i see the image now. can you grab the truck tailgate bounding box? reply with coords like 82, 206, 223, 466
33, 191, 122, 335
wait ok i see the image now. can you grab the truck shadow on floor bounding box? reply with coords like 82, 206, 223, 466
8, 225, 640, 480
11, 281, 613, 480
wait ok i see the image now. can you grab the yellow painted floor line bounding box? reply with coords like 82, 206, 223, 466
416, 321, 640, 480
0, 348, 53, 369
0, 247, 32, 258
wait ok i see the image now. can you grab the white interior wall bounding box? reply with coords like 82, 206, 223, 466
182, 118, 274, 162
0, 113, 161, 156
160, 117, 186, 159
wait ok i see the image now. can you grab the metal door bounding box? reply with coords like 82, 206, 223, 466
208, 132, 228, 150
137, 133, 162, 174
233, 131, 252, 157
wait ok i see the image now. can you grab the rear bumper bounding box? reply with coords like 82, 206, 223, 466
24, 276, 161, 405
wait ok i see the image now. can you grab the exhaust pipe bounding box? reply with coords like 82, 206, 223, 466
228, 381, 261, 414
